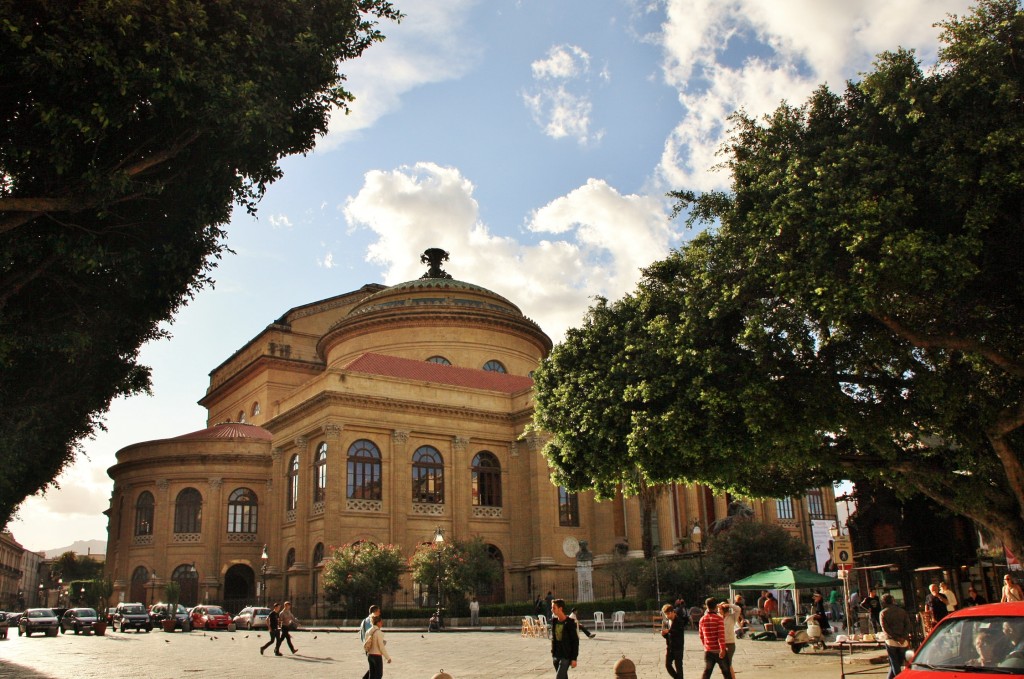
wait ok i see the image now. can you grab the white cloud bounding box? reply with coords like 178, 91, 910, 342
268, 214, 293, 229
319, 251, 336, 269
532, 44, 591, 79
523, 43, 601, 144
320, 1, 481, 150
344, 163, 676, 340
655, 0, 975, 191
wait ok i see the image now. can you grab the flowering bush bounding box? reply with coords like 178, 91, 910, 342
321, 542, 404, 617
410, 537, 501, 614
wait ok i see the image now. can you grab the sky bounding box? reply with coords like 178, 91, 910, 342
8, 0, 974, 553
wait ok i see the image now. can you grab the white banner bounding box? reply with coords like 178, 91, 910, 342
812, 519, 838, 575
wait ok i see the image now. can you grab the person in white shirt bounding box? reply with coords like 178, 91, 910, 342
718, 600, 742, 679
939, 583, 959, 611
363, 615, 392, 678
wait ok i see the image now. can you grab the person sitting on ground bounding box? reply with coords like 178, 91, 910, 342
569, 608, 595, 639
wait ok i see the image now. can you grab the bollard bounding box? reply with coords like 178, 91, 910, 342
613, 656, 637, 679
431, 671, 453, 679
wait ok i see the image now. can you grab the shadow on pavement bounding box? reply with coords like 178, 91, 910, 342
0, 660, 54, 678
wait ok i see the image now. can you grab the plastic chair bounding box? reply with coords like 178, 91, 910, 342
535, 614, 549, 638
593, 611, 606, 630
521, 617, 537, 638
612, 610, 625, 630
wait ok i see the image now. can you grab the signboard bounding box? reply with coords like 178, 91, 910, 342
834, 538, 854, 565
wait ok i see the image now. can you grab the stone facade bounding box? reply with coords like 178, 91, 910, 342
104, 253, 835, 613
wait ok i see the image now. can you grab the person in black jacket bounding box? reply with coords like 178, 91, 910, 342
550, 599, 579, 678
259, 602, 281, 656
661, 603, 686, 678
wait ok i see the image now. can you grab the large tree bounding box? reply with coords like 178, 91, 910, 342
0, 0, 400, 526
532, 0, 1024, 555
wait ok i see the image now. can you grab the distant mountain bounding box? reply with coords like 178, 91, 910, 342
44, 539, 106, 559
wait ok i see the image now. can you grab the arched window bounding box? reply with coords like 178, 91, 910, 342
238, 410, 246, 423
130, 566, 149, 603
173, 488, 202, 533
558, 487, 579, 527
286, 548, 296, 569
347, 440, 382, 500
482, 360, 506, 373
134, 491, 154, 536
312, 543, 324, 566
412, 445, 444, 504
286, 454, 299, 511
313, 442, 328, 504
227, 487, 258, 533
251, 401, 261, 417
426, 356, 451, 365
172, 564, 199, 607
472, 451, 502, 507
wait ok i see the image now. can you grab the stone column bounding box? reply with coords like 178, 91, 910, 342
205, 477, 224, 601
391, 430, 410, 549
292, 436, 310, 597
267, 447, 283, 602
452, 436, 470, 539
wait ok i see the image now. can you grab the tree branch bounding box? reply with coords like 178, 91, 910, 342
873, 313, 1024, 378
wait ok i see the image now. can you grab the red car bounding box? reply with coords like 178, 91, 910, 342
899, 601, 1024, 677
189, 605, 232, 630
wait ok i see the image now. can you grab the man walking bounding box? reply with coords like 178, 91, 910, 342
699, 597, 729, 679
259, 602, 281, 656
879, 594, 913, 679
661, 603, 685, 678
275, 600, 298, 655
360, 605, 381, 679
550, 598, 580, 679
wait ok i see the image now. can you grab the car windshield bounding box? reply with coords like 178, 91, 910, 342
122, 605, 145, 614
204, 607, 225, 616
175, 605, 187, 614
913, 615, 1024, 672
255, 608, 270, 615
28, 610, 53, 618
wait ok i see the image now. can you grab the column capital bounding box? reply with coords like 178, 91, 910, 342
453, 435, 470, 452
392, 430, 410, 445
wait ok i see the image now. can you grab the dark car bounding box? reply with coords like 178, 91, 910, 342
60, 608, 100, 634
189, 605, 232, 630
149, 602, 189, 629
17, 608, 59, 637
113, 602, 152, 632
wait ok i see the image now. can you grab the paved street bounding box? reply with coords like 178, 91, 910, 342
0, 626, 886, 678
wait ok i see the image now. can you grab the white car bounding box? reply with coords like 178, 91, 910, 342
233, 606, 271, 630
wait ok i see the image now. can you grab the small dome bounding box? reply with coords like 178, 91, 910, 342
173, 421, 273, 441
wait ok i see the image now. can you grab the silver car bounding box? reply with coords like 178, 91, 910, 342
18, 608, 59, 637
233, 606, 271, 630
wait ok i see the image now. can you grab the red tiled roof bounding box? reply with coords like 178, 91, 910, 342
344, 353, 534, 394
174, 422, 273, 441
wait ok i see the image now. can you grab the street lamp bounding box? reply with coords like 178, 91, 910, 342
433, 527, 445, 631
79, 586, 86, 606
260, 545, 269, 607
37, 583, 43, 607
691, 524, 705, 594
57, 578, 64, 608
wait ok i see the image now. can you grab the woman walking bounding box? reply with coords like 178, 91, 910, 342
362, 615, 392, 678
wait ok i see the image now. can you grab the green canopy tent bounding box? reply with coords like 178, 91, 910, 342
730, 566, 843, 624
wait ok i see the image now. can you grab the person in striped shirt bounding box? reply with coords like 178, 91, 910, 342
699, 597, 730, 679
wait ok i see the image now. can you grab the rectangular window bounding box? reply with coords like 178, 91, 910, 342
806, 489, 825, 519
776, 497, 795, 520
558, 487, 579, 527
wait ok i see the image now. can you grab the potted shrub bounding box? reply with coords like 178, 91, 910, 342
162, 581, 181, 632
92, 578, 112, 635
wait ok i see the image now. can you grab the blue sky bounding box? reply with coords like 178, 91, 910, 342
9, 0, 973, 552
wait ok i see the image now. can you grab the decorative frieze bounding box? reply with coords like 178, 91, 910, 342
132, 535, 153, 546
412, 502, 445, 516
472, 506, 503, 519
312, 500, 326, 515
172, 533, 202, 544
226, 532, 258, 543
347, 498, 383, 512
392, 430, 409, 445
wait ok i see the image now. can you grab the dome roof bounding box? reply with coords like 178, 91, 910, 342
347, 277, 523, 318
173, 421, 273, 441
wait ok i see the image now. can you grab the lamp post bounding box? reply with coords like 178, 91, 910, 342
38, 583, 44, 607
691, 524, 705, 594
433, 526, 445, 631
829, 523, 852, 631
80, 586, 86, 607
260, 545, 269, 607
57, 578, 64, 608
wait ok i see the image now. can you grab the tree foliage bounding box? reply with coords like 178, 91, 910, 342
0, 0, 400, 527
321, 542, 404, 616
533, 0, 1024, 555
51, 552, 104, 582
703, 520, 811, 585
410, 537, 502, 612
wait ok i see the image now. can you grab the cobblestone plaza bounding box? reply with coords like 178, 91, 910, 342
0, 627, 874, 678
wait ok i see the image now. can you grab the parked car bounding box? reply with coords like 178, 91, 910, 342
233, 606, 271, 630
149, 602, 190, 629
113, 602, 152, 632
190, 605, 232, 630
17, 608, 59, 637
60, 608, 100, 634
899, 601, 1024, 677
